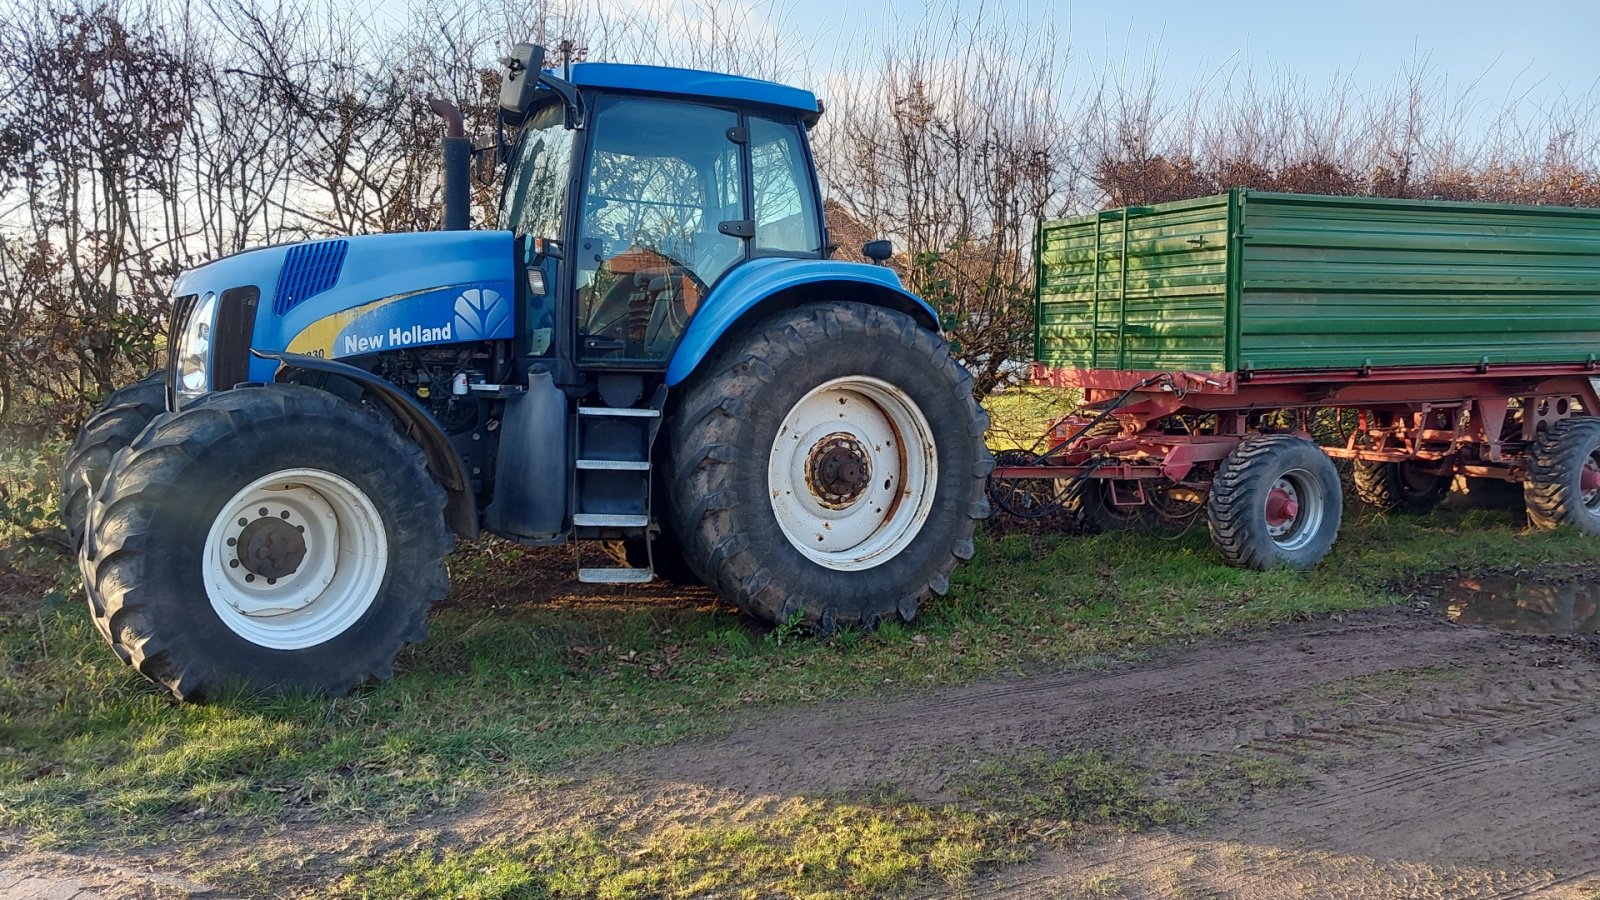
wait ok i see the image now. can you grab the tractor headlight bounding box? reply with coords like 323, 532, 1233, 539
175, 291, 218, 404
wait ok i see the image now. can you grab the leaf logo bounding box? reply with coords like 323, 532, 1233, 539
454, 288, 510, 340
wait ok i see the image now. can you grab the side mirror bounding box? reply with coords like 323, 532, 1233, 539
863, 239, 893, 264
499, 43, 546, 126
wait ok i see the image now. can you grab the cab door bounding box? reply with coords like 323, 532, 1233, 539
573, 96, 746, 366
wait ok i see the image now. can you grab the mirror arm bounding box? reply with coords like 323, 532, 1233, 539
536, 73, 585, 129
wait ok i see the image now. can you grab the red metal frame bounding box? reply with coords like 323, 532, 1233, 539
995, 363, 1600, 488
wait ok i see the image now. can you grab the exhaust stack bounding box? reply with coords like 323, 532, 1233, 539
428, 98, 471, 231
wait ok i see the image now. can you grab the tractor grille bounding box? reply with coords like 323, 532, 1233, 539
273, 240, 349, 315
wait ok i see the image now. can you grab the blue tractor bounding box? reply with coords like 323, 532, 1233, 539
65, 45, 992, 700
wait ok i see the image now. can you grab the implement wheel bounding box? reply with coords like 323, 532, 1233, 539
1525, 417, 1600, 535
61, 371, 165, 548
1352, 460, 1450, 513
988, 450, 1062, 520
78, 385, 452, 700
1206, 435, 1343, 571
1062, 479, 1149, 532
667, 302, 991, 631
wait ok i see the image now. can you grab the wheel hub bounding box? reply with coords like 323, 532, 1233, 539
806, 433, 872, 508
236, 516, 307, 579
1265, 483, 1300, 529
1582, 460, 1600, 496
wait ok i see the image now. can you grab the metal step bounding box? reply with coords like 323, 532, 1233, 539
577, 406, 660, 418
571, 513, 650, 528
577, 567, 655, 584
575, 458, 651, 471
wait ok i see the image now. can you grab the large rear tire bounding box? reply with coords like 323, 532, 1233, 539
1352, 459, 1449, 512
667, 302, 991, 629
1525, 417, 1600, 535
78, 385, 452, 700
61, 372, 165, 548
1207, 435, 1343, 571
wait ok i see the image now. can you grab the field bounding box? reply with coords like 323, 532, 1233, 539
5, 443, 1600, 898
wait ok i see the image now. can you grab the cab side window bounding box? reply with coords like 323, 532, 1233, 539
749, 116, 822, 256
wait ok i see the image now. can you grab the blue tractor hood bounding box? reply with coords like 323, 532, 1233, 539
175, 230, 516, 384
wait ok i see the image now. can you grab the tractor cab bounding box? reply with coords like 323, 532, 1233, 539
496, 46, 826, 373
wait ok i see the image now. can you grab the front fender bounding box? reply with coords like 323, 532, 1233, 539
664, 258, 938, 386
256, 350, 479, 538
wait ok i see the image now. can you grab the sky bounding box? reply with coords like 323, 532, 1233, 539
802, 0, 1600, 110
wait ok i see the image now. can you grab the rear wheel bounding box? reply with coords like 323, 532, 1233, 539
1525, 417, 1600, 535
61, 371, 165, 548
79, 385, 452, 700
667, 302, 991, 630
1207, 435, 1343, 570
1352, 459, 1450, 512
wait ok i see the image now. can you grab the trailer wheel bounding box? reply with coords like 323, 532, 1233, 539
1061, 479, 1149, 532
61, 371, 166, 548
668, 302, 991, 630
78, 384, 451, 700
1524, 416, 1600, 535
1206, 435, 1343, 570
1352, 460, 1450, 513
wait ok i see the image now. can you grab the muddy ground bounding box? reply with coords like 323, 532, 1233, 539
5, 573, 1599, 899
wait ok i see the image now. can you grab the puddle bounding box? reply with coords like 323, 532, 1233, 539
1436, 574, 1600, 635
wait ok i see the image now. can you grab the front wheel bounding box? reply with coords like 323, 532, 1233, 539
78, 385, 452, 700
61, 371, 166, 548
1206, 435, 1343, 571
667, 302, 992, 630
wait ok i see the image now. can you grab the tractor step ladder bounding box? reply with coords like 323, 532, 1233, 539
572, 399, 662, 584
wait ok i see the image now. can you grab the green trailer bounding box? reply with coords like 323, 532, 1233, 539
991, 190, 1600, 570
1035, 190, 1600, 374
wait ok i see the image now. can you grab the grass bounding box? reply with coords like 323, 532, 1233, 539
4, 483, 1600, 894
961, 750, 1194, 837
335, 789, 1023, 899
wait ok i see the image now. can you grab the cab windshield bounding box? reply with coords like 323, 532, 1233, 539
499, 100, 575, 236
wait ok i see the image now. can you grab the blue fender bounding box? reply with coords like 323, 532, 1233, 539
664, 258, 939, 385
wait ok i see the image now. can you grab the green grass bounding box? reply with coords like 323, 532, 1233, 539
983, 386, 1078, 451
3, 502, 1600, 894
335, 789, 1022, 899
961, 750, 1194, 837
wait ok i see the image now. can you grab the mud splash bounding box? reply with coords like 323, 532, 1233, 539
1436, 574, 1600, 635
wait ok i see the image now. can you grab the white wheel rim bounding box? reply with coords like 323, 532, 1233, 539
202, 468, 388, 650
767, 376, 938, 571
1263, 468, 1325, 552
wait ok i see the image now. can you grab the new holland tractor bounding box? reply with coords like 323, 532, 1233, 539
64, 45, 992, 701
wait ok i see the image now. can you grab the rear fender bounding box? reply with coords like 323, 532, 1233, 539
665, 258, 938, 386
255, 350, 479, 538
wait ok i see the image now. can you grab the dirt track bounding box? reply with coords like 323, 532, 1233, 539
633, 607, 1600, 898
6, 604, 1598, 898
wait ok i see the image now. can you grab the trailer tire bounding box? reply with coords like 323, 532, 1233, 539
1207, 435, 1343, 571
667, 302, 991, 630
1061, 479, 1149, 532
1352, 460, 1450, 513
78, 384, 451, 701
1524, 416, 1600, 535
61, 371, 166, 549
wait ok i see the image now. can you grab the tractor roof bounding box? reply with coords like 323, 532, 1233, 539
564, 62, 820, 120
